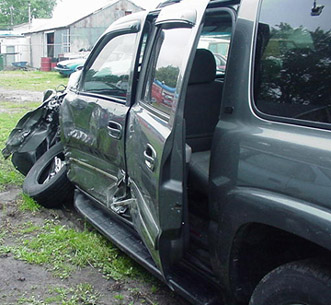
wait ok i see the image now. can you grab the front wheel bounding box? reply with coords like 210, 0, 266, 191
249, 260, 331, 305
23, 142, 73, 208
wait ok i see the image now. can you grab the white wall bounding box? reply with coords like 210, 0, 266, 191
0, 36, 30, 67
29, 32, 44, 68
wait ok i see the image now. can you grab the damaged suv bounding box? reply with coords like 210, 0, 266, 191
3, 0, 331, 304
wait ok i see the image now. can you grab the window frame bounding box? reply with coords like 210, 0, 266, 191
199, 7, 236, 77
140, 25, 195, 122
251, 0, 331, 131
78, 28, 139, 105
140, 27, 170, 121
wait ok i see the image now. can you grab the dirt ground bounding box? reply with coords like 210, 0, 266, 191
0, 88, 189, 305
0, 87, 43, 103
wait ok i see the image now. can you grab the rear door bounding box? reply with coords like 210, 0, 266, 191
126, 0, 209, 278
61, 13, 147, 205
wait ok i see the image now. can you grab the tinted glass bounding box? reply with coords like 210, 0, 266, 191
144, 28, 191, 116
254, 0, 331, 124
81, 33, 137, 100
198, 11, 232, 74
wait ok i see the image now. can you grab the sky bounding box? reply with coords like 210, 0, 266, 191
52, 0, 161, 21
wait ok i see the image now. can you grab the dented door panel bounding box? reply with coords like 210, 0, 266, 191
60, 91, 113, 202
60, 15, 147, 206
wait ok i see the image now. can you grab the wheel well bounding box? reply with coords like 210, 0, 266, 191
229, 223, 330, 304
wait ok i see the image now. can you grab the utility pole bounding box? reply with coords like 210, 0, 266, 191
9, 6, 14, 27
28, 2, 32, 23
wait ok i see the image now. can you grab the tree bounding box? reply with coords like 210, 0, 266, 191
256, 22, 331, 122
0, 0, 57, 28
155, 65, 180, 88
257, 23, 331, 105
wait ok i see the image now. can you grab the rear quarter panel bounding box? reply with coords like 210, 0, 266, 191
209, 0, 331, 292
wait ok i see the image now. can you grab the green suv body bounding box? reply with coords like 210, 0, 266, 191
16, 0, 331, 304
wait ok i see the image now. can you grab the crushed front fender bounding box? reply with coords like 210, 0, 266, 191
2, 91, 66, 175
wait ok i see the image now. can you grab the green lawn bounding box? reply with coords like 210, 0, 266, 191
0, 102, 32, 190
0, 71, 68, 91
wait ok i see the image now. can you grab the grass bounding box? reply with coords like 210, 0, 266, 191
0, 100, 40, 111
0, 105, 31, 190
18, 283, 99, 305
46, 283, 99, 304
0, 100, 41, 191
0, 220, 143, 280
0, 73, 66, 190
18, 194, 41, 212
0, 71, 68, 91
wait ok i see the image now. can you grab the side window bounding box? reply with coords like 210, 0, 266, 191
81, 33, 137, 100
254, 0, 331, 124
143, 28, 192, 117
198, 11, 233, 75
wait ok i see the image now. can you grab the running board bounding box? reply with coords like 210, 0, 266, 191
74, 190, 222, 305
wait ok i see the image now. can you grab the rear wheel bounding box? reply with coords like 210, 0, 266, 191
249, 260, 331, 305
23, 142, 73, 208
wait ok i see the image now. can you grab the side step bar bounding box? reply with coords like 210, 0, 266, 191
74, 190, 161, 279
74, 190, 222, 305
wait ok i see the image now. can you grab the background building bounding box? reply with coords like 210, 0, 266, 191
0, 0, 143, 69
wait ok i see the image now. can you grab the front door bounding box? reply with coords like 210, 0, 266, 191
126, 0, 209, 278
61, 14, 147, 206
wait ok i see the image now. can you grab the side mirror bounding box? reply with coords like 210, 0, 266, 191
76, 65, 84, 71
42, 89, 56, 102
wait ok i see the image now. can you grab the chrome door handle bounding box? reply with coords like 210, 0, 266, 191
107, 121, 122, 139
144, 143, 157, 171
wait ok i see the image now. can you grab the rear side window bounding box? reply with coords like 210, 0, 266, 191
254, 0, 331, 125
198, 10, 233, 75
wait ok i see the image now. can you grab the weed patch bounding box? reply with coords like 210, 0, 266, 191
17, 221, 40, 235
0, 230, 6, 244
18, 194, 41, 212
18, 283, 99, 305
1, 221, 142, 280
0, 118, 24, 190
0, 101, 39, 190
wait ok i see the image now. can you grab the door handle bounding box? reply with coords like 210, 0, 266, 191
107, 121, 122, 139
144, 143, 157, 171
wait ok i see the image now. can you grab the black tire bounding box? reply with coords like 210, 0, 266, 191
23, 142, 73, 208
249, 260, 331, 305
